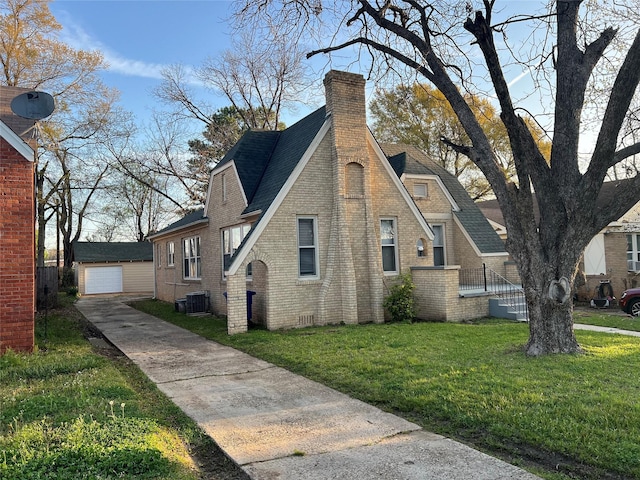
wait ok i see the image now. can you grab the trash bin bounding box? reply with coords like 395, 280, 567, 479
175, 298, 187, 313
246, 290, 256, 321
223, 291, 256, 320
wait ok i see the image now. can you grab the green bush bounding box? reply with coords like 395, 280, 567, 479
383, 272, 416, 323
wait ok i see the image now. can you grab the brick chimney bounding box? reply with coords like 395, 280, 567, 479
323, 70, 368, 158
319, 71, 384, 326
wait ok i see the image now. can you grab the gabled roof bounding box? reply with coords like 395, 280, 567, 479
73, 241, 153, 262
0, 86, 37, 146
148, 208, 208, 239
214, 107, 328, 217
0, 119, 34, 161
381, 143, 506, 254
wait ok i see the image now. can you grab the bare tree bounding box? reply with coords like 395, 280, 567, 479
1, 0, 127, 267
234, 0, 640, 356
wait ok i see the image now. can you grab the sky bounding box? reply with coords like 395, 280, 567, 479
47, 0, 549, 132
48, 0, 315, 128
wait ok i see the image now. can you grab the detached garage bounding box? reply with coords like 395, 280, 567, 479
74, 242, 154, 295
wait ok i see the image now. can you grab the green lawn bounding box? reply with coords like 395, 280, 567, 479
0, 295, 244, 480
131, 299, 640, 480
574, 308, 640, 331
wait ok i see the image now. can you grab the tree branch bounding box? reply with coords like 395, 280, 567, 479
589, 28, 640, 178
612, 142, 640, 167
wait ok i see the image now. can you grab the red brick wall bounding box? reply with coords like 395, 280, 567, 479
0, 137, 35, 353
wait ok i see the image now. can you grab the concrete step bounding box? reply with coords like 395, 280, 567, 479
489, 298, 529, 322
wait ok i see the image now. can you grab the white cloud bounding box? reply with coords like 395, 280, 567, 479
55, 10, 198, 82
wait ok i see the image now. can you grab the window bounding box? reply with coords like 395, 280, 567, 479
416, 238, 426, 257
156, 243, 162, 267
432, 225, 445, 266
413, 183, 427, 198
222, 224, 251, 273
221, 173, 227, 202
380, 218, 398, 273
246, 262, 253, 280
628, 234, 640, 271
183, 236, 201, 279
167, 241, 175, 266
298, 217, 318, 278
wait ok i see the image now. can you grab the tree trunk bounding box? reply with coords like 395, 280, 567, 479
512, 231, 583, 356
525, 290, 581, 356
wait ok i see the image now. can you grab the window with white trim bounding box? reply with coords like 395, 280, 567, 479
222, 224, 251, 273
156, 243, 162, 268
432, 224, 445, 266
167, 241, 175, 266
183, 236, 201, 279
628, 234, 640, 271
413, 183, 427, 198
298, 216, 318, 278
380, 218, 398, 273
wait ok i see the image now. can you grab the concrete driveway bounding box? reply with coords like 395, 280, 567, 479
75, 296, 540, 480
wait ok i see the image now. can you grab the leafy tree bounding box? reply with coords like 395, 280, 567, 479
370, 83, 551, 200
233, 0, 640, 355
1, 0, 126, 268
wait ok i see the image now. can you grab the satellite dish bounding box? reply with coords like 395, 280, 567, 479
10, 91, 55, 120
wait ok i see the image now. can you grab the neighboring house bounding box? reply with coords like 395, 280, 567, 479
73, 242, 154, 295
0, 86, 37, 353
477, 179, 640, 300
150, 70, 508, 333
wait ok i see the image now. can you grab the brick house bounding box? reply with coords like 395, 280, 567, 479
150, 71, 508, 333
0, 87, 37, 353
478, 179, 640, 301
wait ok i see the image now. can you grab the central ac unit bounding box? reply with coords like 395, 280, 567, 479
186, 291, 209, 314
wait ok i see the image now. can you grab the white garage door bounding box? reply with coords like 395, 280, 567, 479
85, 266, 123, 294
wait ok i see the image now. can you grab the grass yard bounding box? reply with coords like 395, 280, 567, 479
132, 299, 640, 480
0, 295, 248, 480
574, 307, 640, 332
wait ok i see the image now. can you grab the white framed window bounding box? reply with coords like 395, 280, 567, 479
222, 224, 251, 274
413, 183, 427, 198
156, 243, 162, 268
380, 218, 398, 274
183, 236, 201, 279
432, 224, 445, 266
167, 241, 175, 266
628, 234, 640, 271
298, 216, 319, 278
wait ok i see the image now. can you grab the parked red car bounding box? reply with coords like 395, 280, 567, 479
620, 287, 640, 317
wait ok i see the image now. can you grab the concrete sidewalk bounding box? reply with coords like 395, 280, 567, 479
75, 296, 540, 480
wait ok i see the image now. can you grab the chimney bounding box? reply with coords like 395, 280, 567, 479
323, 70, 367, 157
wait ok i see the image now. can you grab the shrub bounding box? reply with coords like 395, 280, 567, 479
383, 272, 416, 323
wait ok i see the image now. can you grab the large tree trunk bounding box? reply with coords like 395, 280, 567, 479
511, 223, 584, 356
523, 277, 581, 356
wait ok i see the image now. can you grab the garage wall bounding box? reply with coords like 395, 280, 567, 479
78, 262, 153, 295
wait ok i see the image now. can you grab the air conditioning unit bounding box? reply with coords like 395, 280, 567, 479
628, 260, 640, 272
186, 291, 209, 314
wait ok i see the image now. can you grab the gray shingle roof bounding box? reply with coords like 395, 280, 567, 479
0, 86, 38, 147
150, 208, 207, 238
73, 241, 153, 262
381, 144, 506, 254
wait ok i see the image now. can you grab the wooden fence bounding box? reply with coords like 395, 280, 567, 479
36, 266, 59, 310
